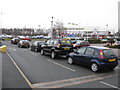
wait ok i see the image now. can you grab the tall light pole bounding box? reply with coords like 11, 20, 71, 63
51, 16, 53, 39
0, 12, 2, 35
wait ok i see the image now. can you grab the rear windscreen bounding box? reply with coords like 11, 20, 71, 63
103, 49, 115, 56
61, 40, 72, 45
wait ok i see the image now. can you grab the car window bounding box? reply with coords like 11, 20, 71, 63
34, 42, 37, 46
77, 47, 86, 54
85, 48, 94, 55
38, 41, 44, 45
103, 49, 115, 56
46, 40, 51, 45
94, 49, 98, 56
50, 40, 54, 45
54, 40, 58, 45
60, 40, 72, 45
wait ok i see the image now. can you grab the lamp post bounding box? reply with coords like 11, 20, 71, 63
0, 12, 2, 35
51, 16, 53, 39
0, 12, 2, 42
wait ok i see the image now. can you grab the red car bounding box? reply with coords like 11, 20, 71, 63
73, 40, 90, 49
21, 38, 31, 41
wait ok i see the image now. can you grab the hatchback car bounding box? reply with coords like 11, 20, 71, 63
41, 39, 73, 59
67, 46, 118, 72
11, 38, 20, 44
31, 41, 45, 52
73, 40, 90, 49
18, 40, 30, 48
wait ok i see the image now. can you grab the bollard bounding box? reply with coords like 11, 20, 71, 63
0, 45, 7, 53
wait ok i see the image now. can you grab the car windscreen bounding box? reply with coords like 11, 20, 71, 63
60, 40, 72, 45
103, 49, 115, 56
22, 41, 30, 43
116, 41, 120, 43
38, 41, 45, 45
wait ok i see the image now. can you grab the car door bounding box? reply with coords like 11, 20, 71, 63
73, 47, 87, 64
81, 47, 95, 66
43, 40, 51, 53
31, 42, 34, 50
34, 42, 38, 51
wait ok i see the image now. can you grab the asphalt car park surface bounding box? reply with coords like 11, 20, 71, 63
2, 41, 120, 89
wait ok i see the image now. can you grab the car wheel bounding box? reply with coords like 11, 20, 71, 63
41, 49, 44, 55
91, 63, 99, 72
68, 57, 74, 65
51, 51, 56, 59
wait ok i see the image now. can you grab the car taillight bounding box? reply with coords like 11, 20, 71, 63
58, 43, 60, 46
57, 43, 61, 48
100, 49, 103, 55
100, 49, 104, 59
100, 56, 104, 59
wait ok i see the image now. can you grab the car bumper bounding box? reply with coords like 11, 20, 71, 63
21, 45, 30, 47
99, 61, 118, 69
55, 50, 73, 55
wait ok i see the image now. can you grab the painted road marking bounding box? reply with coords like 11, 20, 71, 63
30, 52, 38, 56
47, 59, 75, 72
100, 81, 119, 89
32, 75, 103, 88
6, 52, 33, 88
6, 51, 118, 89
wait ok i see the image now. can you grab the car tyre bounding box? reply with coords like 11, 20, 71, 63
41, 49, 44, 55
91, 63, 99, 72
51, 51, 56, 59
68, 57, 74, 65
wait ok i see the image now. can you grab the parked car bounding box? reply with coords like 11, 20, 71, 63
67, 46, 118, 72
113, 41, 120, 46
18, 40, 30, 48
21, 38, 32, 41
106, 39, 115, 46
11, 38, 20, 44
31, 41, 45, 52
41, 39, 73, 59
73, 40, 90, 49
100, 39, 108, 43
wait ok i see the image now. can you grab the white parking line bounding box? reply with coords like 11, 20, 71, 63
30, 52, 38, 56
100, 81, 119, 89
47, 59, 75, 72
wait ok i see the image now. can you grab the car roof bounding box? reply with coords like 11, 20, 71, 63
88, 46, 110, 50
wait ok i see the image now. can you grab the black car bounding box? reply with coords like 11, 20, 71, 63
18, 40, 30, 48
31, 41, 45, 52
11, 38, 20, 44
67, 46, 118, 72
41, 39, 73, 59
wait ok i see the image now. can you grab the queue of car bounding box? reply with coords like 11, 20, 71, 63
10, 38, 119, 73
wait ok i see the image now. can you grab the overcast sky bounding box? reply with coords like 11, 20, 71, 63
0, 0, 119, 31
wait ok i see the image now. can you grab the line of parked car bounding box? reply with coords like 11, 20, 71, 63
11, 38, 119, 73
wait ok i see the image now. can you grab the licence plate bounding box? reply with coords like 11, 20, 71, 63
109, 59, 116, 62
64, 48, 70, 50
